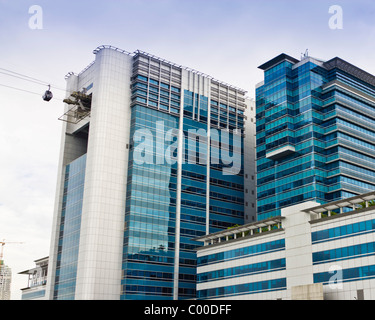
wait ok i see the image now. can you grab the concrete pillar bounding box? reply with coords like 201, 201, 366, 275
281, 201, 320, 300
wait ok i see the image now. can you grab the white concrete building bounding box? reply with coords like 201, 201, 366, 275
195, 191, 375, 300
19, 257, 48, 300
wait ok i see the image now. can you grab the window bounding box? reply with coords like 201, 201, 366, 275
137, 75, 148, 82
171, 86, 180, 93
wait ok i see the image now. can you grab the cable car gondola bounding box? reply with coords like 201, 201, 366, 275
43, 85, 53, 101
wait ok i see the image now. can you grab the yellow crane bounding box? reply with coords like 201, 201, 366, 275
0, 240, 24, 265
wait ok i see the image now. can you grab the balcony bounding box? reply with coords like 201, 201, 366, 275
266, 145, 295, 160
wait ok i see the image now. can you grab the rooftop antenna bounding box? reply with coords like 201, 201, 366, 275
301, 49, 309, 60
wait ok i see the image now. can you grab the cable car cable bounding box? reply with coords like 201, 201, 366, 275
0, 67, 67, 92
0, 83, 64, 101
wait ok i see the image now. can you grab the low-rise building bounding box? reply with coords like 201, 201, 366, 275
195, 191, 375, 300
19, 257, 48, 300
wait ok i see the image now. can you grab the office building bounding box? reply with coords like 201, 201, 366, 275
256, 53, 375, 220
0, 262, 11, 300
195, 191, 375, 300
45, 45, 256, 300
19, 257, 48, 300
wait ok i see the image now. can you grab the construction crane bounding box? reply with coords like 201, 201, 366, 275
0, 240, 24, 265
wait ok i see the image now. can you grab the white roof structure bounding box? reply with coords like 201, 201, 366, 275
194, 216, 284, 247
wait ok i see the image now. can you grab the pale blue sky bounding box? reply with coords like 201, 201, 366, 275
1, 0, 375, 93
0, 0, 374, 299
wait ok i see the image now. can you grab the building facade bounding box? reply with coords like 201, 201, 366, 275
0, 262, 11, 300
45, 46, 256, 300
256, 53, 375, 220
195, 191, 375, 300
19, 257, 48, 300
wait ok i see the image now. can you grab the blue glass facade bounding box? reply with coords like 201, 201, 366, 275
314, 265, 375, 285
256, 54, 375, 220
197, 258, 286, 283
197, 239, 285, 266
209, 98, 245, 233
197, 278, 286, 299
197, 239, 286, 299
312, 218, 375, 244
22, 289, 46, 300
312, 218, 375, 286
122, 105, 179, 300
121, 72, 246, 300
313, 242, 375, 265
53, 154, 86, 300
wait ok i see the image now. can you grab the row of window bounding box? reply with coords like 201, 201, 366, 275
258, 175, 327, 199
197, 239, 285, 266
314, 264, 375, 285
313, 241, 375, 265
125, 269, 196, 282
264, 61, 293, 82
257, 183, 326, 210
198, 258, 286, 283
197, 278, 286, 299
123, 286, 197, 299
125, 199, 176, 215
22, 290, 46, 300
210, 99, 244, 115
336, 73, 375, 97
257, 94, 373, 133
258, 190, 327, 219
135, 74, 181, 93
339, 132, 375, 152
209, 191, 243, 205
337, 104, 375, 127
341, 176, 375, 191
126, 222, 207, 243
258, 117, 375, 158
339, 161, 375, 180
182, 168, 243, 191
338, 118, 375, 139
132, 96, 180, 114
125, 250, 175, 265
123, 285, 173, 297
132, 88, 181, 102
262, 130, 325, 154
258, 167, 375, 201
209, 204, 243, 218
312, 219, 375, 243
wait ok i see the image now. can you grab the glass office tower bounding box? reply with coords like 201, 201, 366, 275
256, 53, 375, 220
46, 46, 256, 300
52, 154, 86, 300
